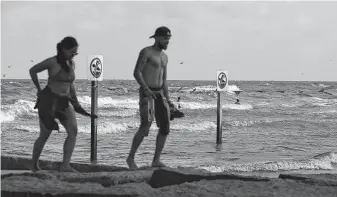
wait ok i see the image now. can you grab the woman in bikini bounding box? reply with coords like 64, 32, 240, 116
29, 36, 97, 172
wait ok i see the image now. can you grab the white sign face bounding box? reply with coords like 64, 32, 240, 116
87, 55, 103, 81
216, 70, 228, 92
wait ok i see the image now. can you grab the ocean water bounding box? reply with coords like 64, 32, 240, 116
1, 79, 337, 175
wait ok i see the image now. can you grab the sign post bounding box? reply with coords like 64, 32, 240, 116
87, 55, 103, 163
216, 70, 228, 144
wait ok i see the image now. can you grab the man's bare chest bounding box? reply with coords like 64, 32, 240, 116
147, 54, 168, 69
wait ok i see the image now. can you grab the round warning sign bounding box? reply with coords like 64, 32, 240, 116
90, 57, 102, 78
216, 70, 228, 91
218, 72, 227, 89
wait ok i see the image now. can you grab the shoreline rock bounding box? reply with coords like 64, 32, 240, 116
1, 156, 337, 197
148, 167, 270, 188
1, 155, 128, 172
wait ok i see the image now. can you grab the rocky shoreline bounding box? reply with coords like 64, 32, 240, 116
1, 156, 337, 197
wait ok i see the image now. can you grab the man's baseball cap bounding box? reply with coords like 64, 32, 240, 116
149, 26, 172, 38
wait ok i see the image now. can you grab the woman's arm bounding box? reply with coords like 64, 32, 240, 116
69, 63, 97, 118
29, 58, 52, 92
69, 62, 83, 110
68, 61, 81, 108
69, 82, 87, 115
69, 83, 80, 107
69, 83, 97, 118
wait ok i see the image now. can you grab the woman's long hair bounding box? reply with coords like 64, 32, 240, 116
56, 36, 78, 72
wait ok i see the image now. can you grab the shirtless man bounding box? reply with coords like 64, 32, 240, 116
127, 26, 172, 169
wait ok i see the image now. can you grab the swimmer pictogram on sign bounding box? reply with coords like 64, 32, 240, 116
87, 55, 103, 81
90, 58, 102, 78
216, 70, 228, 92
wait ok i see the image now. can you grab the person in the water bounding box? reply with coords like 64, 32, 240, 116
29, 36, 97, 172
169, 99, 184, 120
235, 99, 240, 105
177, 96, 181, 109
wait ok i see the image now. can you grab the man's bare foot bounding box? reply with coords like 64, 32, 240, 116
59, 164, 78, 172
31, 164, 41, 172
126, 156, 138, 170
151, 161, 166, 168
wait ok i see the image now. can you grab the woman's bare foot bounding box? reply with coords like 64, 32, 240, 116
151, 160, 166, 168
59, 164, 78, 172
31, 163, 41, 172
126, 156, 138, 170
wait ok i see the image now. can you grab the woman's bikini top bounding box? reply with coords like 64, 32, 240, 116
48, 60, 75, 83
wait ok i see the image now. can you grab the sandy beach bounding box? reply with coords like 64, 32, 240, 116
1, 155, 337, 197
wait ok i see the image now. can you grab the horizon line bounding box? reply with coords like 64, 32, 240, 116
1, 78, 337, 83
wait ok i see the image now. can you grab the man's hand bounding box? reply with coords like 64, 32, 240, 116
167, 100, 175, 109
144, 88, 157, 99
36, 90, 42, 97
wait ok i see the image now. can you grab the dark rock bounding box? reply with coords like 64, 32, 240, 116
1, 171, 55, 180
1, 175, 154, 197
1, 170, 153, 188
2, 156, 337, 197
279, 174, 307, 180
279, 174, 337, 186
59, 170, 153, 187
1, 191, 137, 197
1, 156, 128, 172
148, 167, 270, 188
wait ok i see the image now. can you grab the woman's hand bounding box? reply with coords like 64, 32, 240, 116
90, 114, 98, 119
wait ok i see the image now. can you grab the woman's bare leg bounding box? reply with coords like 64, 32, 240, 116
59, 106, 78, 172
31, 119, 52, 172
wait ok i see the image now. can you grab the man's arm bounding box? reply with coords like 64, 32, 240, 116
133, 48, 149, 90
163, 64, 170, 102
29, 58, 52, 92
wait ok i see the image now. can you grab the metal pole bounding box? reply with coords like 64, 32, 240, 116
216, 91, 222, 144
91, 80, 98, 163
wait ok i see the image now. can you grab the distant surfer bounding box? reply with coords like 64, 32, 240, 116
169, 103, 184, 120
169, 96, 184, 120
177, 96, 181, 109
29, 36, 97, 172
190, 88, 196, 93
127, 26, 173, 169
235, 99, 240, 105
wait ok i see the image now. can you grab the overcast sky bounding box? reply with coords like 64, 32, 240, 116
1, 1, 337, 81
